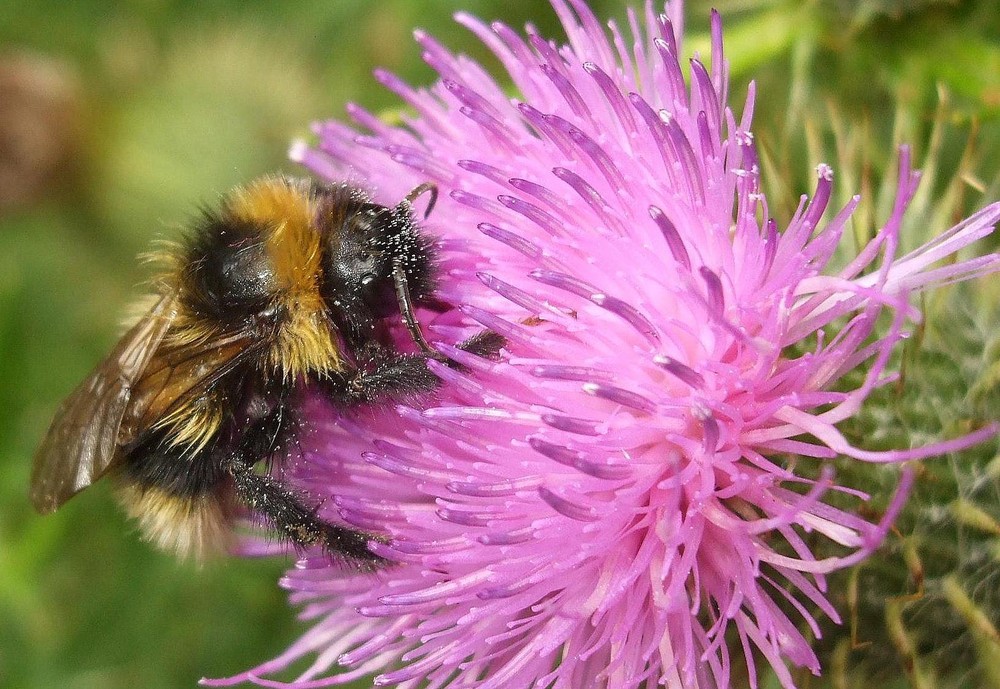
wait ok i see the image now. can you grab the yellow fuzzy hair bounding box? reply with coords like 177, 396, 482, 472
118, 485, 234, 562
220, 177, 342, 379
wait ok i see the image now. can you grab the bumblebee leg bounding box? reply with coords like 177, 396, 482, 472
240, 385, 299, 470
225, 457, 388, 567
342, 349, 442, 404
230, 385, 390, 566
456, 330, 506, 359
333, 333, 506, 405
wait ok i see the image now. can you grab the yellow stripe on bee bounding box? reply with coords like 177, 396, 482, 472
117, 485, 233, 562
229, 178, 343, 378
156, 400, 223, 456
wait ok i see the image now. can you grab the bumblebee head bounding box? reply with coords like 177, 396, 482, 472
315, 183, 436, 347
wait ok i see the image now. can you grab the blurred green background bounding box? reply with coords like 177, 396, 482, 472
0, 1, 996, 688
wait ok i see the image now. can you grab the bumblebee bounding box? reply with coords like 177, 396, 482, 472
30, 177, 501, 564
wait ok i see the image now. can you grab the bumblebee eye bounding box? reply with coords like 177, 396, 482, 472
321, 218, 396, 339
331, 244, 391, 303
355, 250, 377, 273
330, 243, 379, 282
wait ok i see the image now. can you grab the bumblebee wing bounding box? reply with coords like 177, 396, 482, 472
30, 293, 177, 514
117, 333, 268, 451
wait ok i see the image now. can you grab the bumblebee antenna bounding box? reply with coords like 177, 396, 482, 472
404, 182, 438, 219
392, 263, 437, 355
390, 182, 440, 355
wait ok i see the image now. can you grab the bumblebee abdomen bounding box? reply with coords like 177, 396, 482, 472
117, 484, 234, 561
116, 427, 237, 560
121, 427, 229, 498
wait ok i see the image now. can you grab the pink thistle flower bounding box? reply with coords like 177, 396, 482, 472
207, 1, 1000, 688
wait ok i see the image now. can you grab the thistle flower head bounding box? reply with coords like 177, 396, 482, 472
207, 1, 1000, 687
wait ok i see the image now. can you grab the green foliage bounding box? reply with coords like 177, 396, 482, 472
804, 282, 1000, 689
0, 1, 996, 688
